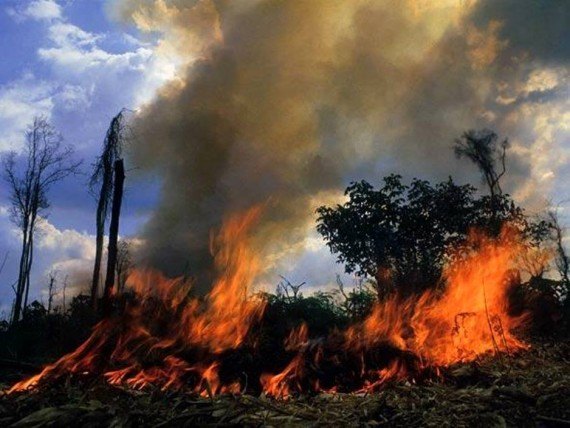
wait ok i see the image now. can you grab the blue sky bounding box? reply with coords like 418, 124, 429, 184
0, 0, 568, 315
0, 0, 171, 313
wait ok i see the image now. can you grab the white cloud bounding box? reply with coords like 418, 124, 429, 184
0, 73, 55, 151
55, 83, 94, 110
0, 207, 97, 312
7, 0, 62, 22
36, 219, 96, 261
26, 0, 61, 20
34, 18, 175, 105
38, 20, 150, 74
39, 42, 154, 75
47, 21, 102, 47
38, 24, 178, 108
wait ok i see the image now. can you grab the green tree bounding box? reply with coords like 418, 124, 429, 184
316, 174, 539, 298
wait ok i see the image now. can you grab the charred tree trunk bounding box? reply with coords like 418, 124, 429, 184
12, 227, 29, 324
91, 193, 107, 308
102, 159, 125, 315
47, 273, 56, 314
89, 111, 126, 309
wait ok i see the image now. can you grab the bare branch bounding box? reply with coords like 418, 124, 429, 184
1, 116, 81, 324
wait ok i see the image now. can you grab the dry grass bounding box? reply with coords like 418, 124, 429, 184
1, 340, 568, 427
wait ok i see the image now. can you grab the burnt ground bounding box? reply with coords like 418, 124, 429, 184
0, 340, 568, 427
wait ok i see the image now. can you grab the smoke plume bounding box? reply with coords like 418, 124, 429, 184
110, 0, 570, 291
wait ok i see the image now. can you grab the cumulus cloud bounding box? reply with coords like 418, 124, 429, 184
0, 1, 169, 151
0, 207, 96, 313
36, 20, 153, 76
36, 220, 96, 261
7, 0, 62, 22
0, 73, 55, 151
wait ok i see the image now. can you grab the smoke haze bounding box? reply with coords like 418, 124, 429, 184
109, 0, 569, 291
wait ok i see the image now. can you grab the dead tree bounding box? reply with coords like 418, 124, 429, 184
454, 129, 508, 198
116, 239, 132, 294
2, 117, 80, 325
548, 208, 569, 298
102, 159, 125, 315
89, 111, 127, 308
277, 275, 306, 302
47, 270, 57, 314
62, 274, 68, 313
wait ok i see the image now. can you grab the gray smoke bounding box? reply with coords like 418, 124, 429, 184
111, 0, 569, 291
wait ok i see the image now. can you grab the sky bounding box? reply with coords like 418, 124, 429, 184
0, 0, 173, 314
0, 0, 568, 314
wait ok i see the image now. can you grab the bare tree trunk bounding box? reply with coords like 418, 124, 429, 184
89, 111, 126, 309
62, 275, 68, 312
91, 199, 106, 308
103, 159, 125, 315
47, 274, 56, 314
12, 231, 28, 324
23, 232, 34, 312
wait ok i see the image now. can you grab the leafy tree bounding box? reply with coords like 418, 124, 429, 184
317, 175, 471, 296
316, 174, 541, 298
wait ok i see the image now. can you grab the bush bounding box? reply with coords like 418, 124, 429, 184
0, 295, 96, 362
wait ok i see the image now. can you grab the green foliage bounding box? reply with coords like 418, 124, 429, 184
0, 295, 96, 362
333, 275, 376, 321
317, 174, 546, 296
260, 277, 376, 341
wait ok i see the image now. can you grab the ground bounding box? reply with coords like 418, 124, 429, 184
0, 340, 568, 427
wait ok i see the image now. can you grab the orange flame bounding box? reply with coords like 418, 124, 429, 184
345, 226, 528, 366
260, 354, 305, 399
260, 225, 532, 395
9, 206, 266, 394
9, 221, 534, 397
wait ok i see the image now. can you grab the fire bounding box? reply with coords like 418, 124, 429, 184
9, 221, 534, 397
9, 206, 266, 394
344, 226, 528, 366
260, 324, 309, 398
259, 226, 530, 397
409, 226, 528, 365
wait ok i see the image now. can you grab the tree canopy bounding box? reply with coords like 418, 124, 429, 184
316, 174, 545, 297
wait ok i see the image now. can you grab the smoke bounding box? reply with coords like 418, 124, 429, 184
109, 0, 569, 291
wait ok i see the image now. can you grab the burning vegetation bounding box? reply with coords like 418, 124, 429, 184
4, 209, 545, 398
0, 127, 568, 428
1, 2, 569, 426
1, 120, 567, 428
